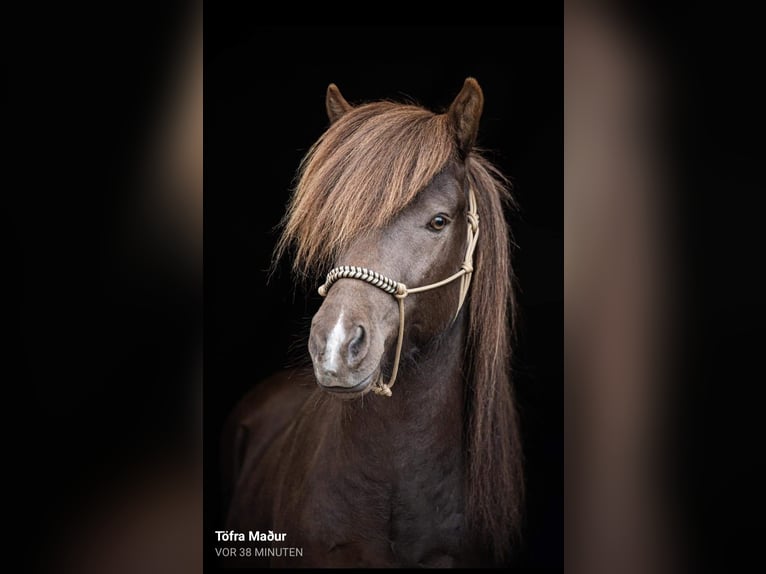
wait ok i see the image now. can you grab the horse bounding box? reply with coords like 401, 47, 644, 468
222, 78, 523, 567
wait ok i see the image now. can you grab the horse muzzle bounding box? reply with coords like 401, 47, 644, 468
308, 295, 386, 398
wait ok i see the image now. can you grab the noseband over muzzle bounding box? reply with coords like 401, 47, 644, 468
318, 186, 480, 397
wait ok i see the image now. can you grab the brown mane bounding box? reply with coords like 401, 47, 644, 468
275, 102, 456, 278
275, 101, 523, 559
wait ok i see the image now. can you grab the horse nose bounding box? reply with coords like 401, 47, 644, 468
346, 325, 366, 367
309, 313, 370, 385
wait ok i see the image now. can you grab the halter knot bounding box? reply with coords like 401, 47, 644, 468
372, 383, 392, 397
394, 283, 408, 299
466, 212, 480, 232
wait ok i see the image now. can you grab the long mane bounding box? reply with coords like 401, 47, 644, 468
275, 101, 523, 559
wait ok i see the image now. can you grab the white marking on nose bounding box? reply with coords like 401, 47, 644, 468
324, 311, 346, 373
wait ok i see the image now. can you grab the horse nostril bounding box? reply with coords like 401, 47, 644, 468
347, 325, 366, 362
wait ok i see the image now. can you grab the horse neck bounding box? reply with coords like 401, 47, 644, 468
335, 311, 468, 465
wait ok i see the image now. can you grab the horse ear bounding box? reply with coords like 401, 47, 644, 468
448, 77, 484, 153
326, 83, 353, 124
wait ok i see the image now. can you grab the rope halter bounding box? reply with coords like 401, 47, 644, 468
317, 186, 480, 397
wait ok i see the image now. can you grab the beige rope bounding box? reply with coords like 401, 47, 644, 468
317, 186, 480, 397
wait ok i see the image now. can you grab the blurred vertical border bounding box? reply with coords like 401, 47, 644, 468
13, 1, 202, 573
566, 2, 766, 573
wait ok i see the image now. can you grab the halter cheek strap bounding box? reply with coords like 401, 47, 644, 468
317, 186, 480, 397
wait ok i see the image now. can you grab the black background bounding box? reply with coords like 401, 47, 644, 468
205, 24, 563, 569
13, 5, 766, 573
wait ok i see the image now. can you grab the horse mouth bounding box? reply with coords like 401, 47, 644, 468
318, 369, 378, 397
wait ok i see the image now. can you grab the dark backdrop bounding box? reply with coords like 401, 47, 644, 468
205, 24, 562, 569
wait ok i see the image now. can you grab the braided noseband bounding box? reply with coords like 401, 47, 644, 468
318, 186, 480, 397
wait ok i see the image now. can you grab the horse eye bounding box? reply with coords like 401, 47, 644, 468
428, 214, 449, 231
